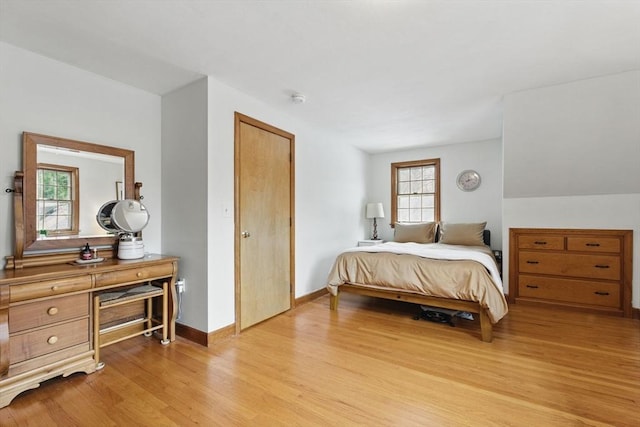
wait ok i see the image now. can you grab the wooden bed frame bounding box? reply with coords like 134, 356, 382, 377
329, 284, 494, 342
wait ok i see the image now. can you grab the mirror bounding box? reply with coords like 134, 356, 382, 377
97, 199, 150, 259
108, 199, 150, 233
22, 132, 135, 252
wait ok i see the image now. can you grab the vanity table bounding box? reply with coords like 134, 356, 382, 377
0, 132, 179, 408
0, 254, 178, 407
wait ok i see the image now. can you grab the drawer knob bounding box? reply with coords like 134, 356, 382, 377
586, 243, 601, 247
526, 260, 539, 264
595, 291, 610, 296
51, 285, 59, 291
47, 336, 59, 345
47, 307, 59, 316
533, 241, 547, 245
526, 285, 539, 289
137, 272, 143, 278
594, 265, 610, 269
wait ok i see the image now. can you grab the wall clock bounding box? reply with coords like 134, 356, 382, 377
456, 170, 481, 191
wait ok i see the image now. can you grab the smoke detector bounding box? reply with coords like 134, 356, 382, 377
291, 93, 306, 104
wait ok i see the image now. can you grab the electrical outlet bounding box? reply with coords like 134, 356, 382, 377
176, 278, 186, 293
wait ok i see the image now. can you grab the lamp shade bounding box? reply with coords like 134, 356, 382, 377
366, 202, 384, 219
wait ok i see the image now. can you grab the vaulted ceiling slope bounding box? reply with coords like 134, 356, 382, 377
1, 1, 639, 153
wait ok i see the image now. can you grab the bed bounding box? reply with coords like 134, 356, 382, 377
326, 222, 508, 342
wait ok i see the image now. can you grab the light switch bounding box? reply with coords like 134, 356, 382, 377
222, 203, 232, 218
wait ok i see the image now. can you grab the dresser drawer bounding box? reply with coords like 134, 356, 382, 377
518, 275, 620, 308
518, 251, 620, 280
94, 263, 174, 288
566, 237, 621, 253
9, 294, 89, 333
10, 276, 92, 302
9, 318, 89, 364
518, 235, 565, 250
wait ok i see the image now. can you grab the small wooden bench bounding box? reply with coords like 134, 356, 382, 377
93, 282, 169, 369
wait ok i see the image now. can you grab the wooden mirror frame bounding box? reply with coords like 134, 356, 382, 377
20, 132, 135, 254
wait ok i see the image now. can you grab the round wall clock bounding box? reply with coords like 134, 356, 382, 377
456, 169, 481, 191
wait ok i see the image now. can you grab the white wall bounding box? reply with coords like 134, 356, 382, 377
367, 138, 503, 248
504, 70, 640, 198
503, 71, 640, 306
161, 78, 209, 331
0, 42, 162, 259
160, 76, 368, 333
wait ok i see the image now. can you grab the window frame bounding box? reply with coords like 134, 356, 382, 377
36, 163, 80, 237
390, 158, 440, 226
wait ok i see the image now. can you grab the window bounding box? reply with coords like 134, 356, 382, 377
36, 164, 79, 236
391, 158, 440, 225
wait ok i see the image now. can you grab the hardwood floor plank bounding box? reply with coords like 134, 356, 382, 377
1, 294, 638, 426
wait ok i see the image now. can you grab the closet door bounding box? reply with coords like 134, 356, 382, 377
235, 113, 295, 330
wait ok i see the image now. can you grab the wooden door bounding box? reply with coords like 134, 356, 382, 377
235, 113, 294, 331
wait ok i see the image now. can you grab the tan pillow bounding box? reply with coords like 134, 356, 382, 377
439, 222, 487, 246
394, 222, 437, 243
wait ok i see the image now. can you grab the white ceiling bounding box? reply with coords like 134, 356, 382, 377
1, 1, 639, 153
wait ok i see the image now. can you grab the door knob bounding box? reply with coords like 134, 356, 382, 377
241, 230, 251, 238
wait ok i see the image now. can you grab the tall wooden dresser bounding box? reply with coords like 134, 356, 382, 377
509, 228, 633, 317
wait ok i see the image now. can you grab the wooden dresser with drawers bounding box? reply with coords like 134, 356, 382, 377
509, 228, 633, 317
0, 254, 178, 407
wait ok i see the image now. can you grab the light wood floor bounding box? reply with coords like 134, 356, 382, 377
2, 294, 639, 426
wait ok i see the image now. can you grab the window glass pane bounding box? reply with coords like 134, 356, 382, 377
398, 169, 410, 182
422, 208, 434, 222
397, 209, 409, 222
44, 201, 57, 216
44, 215, 57, 229
43, 185, 56, 199
423, 180, 435, 193
423, 166, 434, 179
398, 182, 410, 194
410, 167, 422, 181
398, 195, 410, 209
421, 195, 434, 208
57, 215, 71, 230
409, 195, 421, 208
409, 208, 422, 222
410, 181, 422, 194
43, 170, 56, 185
58, 186, 70, 200
58, 202, 71, 215
56, 171, 69, 187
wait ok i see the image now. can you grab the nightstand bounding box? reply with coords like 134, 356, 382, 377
358, 239, 385, 247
